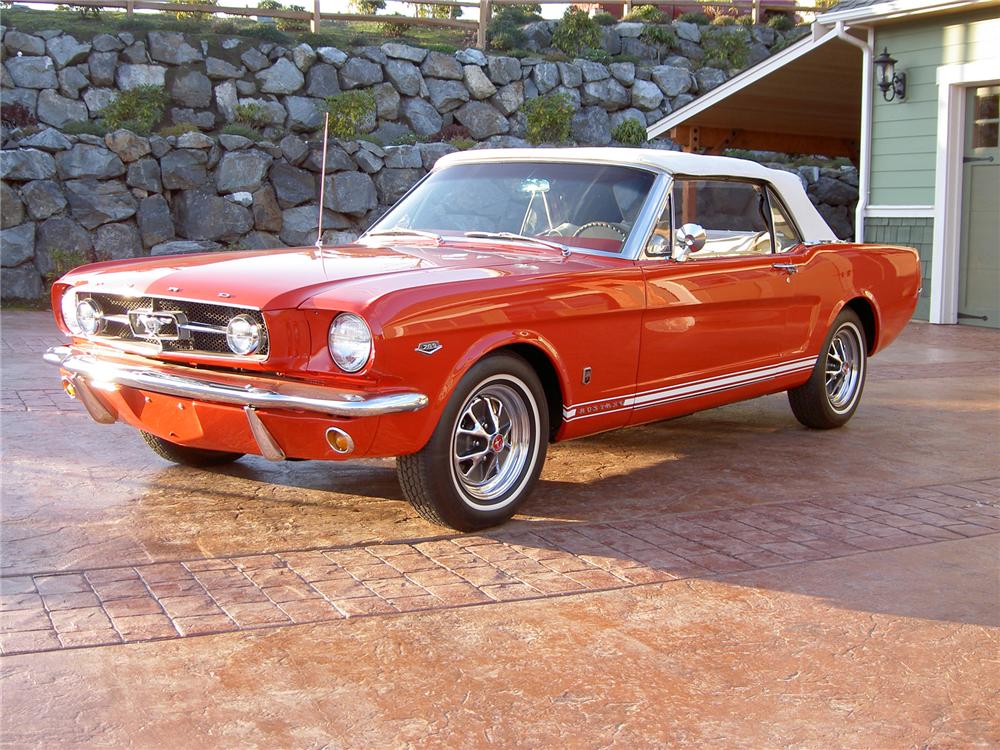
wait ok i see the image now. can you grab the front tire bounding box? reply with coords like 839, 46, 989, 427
397, 353, 548, 531
788, 309, 867, 429
140, 431, 244, 467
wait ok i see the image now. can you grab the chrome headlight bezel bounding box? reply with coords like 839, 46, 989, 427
225, 314, 262, 356
61, 289, 82, 334
75, 298, 104, 336
328, 313, 372, 373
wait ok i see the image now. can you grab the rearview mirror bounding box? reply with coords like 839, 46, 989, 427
674, 223, 706, 262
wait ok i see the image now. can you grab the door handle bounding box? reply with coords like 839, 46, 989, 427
772, 263, 798, 274
963, 155, 994, 163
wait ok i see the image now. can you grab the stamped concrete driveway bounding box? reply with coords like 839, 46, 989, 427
1, 311, 998, 749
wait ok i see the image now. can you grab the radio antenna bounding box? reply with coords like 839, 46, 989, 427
315, 111, 330, 249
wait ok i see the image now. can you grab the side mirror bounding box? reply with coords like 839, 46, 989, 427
647, 234, 670, 256
674, 223, 706, 262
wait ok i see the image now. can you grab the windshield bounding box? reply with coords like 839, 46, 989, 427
368, 161, 657, 254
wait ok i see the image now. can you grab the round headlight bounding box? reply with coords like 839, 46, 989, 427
61, 290, 81, 334
328, 313, 372, 373
75, 298, 104, 336
225, 314, 261, 356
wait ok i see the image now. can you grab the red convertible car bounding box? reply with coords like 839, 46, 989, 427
46, 149, 921, 530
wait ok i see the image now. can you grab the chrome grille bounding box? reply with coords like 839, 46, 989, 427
83, 293, 269, 357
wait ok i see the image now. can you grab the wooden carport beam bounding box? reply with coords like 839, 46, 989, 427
669, 125, 859, 162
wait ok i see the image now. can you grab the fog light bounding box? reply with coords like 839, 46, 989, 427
62, 377, 77, 399
325, 427, 354, 454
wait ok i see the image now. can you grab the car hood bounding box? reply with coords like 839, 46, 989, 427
61, 242, 556, 310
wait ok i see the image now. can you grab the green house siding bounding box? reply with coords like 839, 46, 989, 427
870, 9, 1000, 206
865, 217, 933, 320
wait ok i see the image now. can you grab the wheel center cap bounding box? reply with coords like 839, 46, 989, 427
490, 434, 504, 453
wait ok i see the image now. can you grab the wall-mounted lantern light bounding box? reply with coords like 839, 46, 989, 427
874, 47, 906, 102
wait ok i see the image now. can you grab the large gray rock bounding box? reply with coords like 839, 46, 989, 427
215, 149, 272, 193
169, 68, 212, 108
374, 168, 423, 205
521, 21, 552, 51
54, 144, 125, 180
148, 31, 202, 65
120, 41, 148, 65
105, 129, 151, 162
456, 48, 487, 66
64, 178, 137, 229
160, 149, 208, 190
35, 216, 92, 275
576, 59, 610, 82
174, 189, 252, 241
553, 85, 581, 110
20, 180, 66, 220
171, 107, 216, 131
292, 43, 317, 72
116, 64, 167, 90
651, 65, 692, 97
1, 183, 25, 229
46, 35, 91, 68
279, 134, 309, 165
206, 57, 244, 80
400, 97, 443, 137
88, 51, 118, 88
214, 80, 238, 122
610, 107, 647, 133
426, 78, 469, 113
1, 223, 35, 268
382, 43, 427, 63
176, 131, 215, 149
316, 47, 348, 66
252, 185, 282, 232
1, 263, 43, 301
150, 240, 222, 256
610, 61, 636, 86
306, 63, 340, 98
353, 147, 383, 174
325, 171, 377, 215
491, 82, 524, 116
616, 22, 643, 38
602, 26, 622, 56
240, 231, 284, 250
219, 133, 253, 152
92, 33, 124, 53
279, 206, 347, 246
304, 145, 355, 173
4, 31, 46, 57
237, 97, 286, 127
694, 67, 727, 93
126, 157, 162, 193
5, 56, 57, 89
383, 145, 422, 169
816, 203, 853, 239
94, 222, 142, 260
673, 20, 701, 43
421, 51, 463, 81
83, 88, 116, 118
241, 48, 269, 72
811, 176, 858, 207
487, 56, 521, 86
752, 25, 777, 46
269, 162, 315, 207
373, 82, 400, 120
631, 79, 664, 110
36, 89, 88, 129
369, 121, 412, 147
455, 101, 508, 140
464, 65, 497, 100
284, 96, 324, 132
256, 58, 305, 95
418, 142, 458, 170
557, 62, 583, 88
17, 128, 71, 153
58, 66, 90, 99
339, 58, 383, 90
385, 59, 423, 98
581, 78, 629, 110
532, 62, 559, 95
137, 194, 174, 248
571, 106, 611, 145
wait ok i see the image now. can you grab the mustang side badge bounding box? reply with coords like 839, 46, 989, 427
416, 341, 442, 355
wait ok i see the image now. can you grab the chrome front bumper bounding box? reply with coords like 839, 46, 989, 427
43, 346, 429, 419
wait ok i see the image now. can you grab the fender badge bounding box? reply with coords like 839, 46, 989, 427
416, 341, 442, 355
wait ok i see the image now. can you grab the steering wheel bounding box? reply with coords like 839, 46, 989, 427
572, 222, 628, 240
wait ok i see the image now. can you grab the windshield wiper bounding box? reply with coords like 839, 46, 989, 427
464, 231, 571, 256
366, 228, 443, 243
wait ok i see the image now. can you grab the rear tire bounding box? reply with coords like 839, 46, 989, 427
788, 309, 868, 429
140, 431, 244, 467
397, 353, 548, 531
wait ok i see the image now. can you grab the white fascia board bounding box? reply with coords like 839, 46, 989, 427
817, 0, 998, 25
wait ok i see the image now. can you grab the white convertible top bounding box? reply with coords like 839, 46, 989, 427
434, 147, 837, 243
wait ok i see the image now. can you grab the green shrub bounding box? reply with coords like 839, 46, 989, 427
677, 11, 710, 25
710, 14, 736, 25
55, 3, 100, 19
487, 5, 541, 52
63, 119, 107, 136
702, 30, 749, 69
377, 15, 411, 37
623, 4, 665, 23
323, 90, 376, 139
45, 249, 91, 286
158, 121, 201, 137
234, 102, 269, 129
448, 137, 476, 150
640, 24, 676, 47
767, 13, 794, 31
424, 42, 460, 54
169, 0, 216, 21
579, 47, 610, 63
222, 123, 264, 141
735, 14, 753, 27
351, 0, 385, 12
524, 92, 574, 145
210, 19, 239, 34
612, 117, 646, 146
593, 12, 616, 26
101, 85, 169, 135
551, 7, 601, 57
243, 24, 292, 43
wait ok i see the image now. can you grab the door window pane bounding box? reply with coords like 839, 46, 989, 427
672, 179, 772, 258
768, 189, 801, 253
972, 85, 999, 149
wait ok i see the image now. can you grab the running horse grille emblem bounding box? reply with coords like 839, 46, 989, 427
128, 310, 189, 341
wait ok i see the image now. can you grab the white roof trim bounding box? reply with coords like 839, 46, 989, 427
433, 148, 838, 242
645, 26, 847, 141
816, 0, 998, 25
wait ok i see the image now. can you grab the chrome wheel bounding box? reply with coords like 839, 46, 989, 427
451, 382, 532, 506
825, 323, 864, 413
